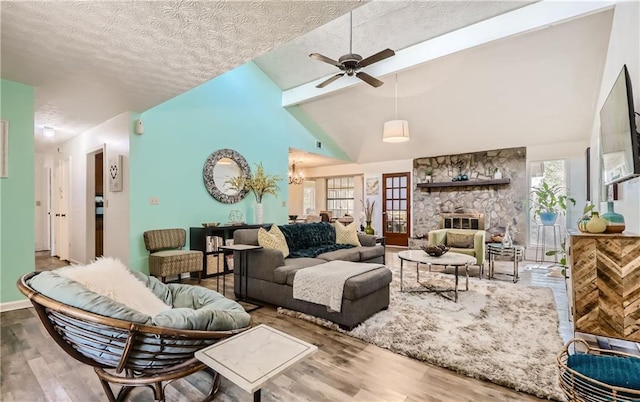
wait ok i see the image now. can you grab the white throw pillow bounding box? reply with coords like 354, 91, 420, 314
335, 220, 362, 247
257, 225, 290, 257
56, 257, 171, 317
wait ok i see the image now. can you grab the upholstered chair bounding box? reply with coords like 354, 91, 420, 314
427, 229, 485, 277
143, 228, 203, 283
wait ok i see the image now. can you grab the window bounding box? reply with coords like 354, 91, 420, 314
528, 160, 568, 248
326, 177, 354, 218
303, 181, 316, 214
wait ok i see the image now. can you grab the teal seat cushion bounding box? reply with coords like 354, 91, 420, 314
568, 353, 640, 390
29, 271, 153, 325
29, 270, 250, 332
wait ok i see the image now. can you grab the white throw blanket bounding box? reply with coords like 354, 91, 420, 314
292, 261, 383, 312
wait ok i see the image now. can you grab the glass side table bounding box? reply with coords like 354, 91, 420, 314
487, 243, 525, 283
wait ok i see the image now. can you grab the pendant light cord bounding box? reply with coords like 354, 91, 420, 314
395, 74, 398, 119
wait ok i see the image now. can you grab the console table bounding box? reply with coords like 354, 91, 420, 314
189, 224, 269, 279
567, 230, 640, 341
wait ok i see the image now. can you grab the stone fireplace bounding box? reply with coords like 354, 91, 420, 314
440, 212, 484, 230
413, 147, 527, 245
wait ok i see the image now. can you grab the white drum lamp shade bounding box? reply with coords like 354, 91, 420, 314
382, 120, 410, 143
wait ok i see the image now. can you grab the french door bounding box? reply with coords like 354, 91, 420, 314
382, 172, 410, 246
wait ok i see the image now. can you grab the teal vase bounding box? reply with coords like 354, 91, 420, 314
602, 201, 625, 233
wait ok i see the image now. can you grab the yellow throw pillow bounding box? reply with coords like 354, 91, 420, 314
257, 225, 290, 257
334, 220, 362, 247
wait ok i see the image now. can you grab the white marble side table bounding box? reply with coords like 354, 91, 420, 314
195, 324, 317, 402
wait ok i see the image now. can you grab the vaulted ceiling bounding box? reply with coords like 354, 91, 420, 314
1, 1, 621, 165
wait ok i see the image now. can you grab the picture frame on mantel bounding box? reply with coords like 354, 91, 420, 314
0, 120, 8, 178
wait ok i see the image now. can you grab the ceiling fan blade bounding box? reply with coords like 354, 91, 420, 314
316, 73, 345, 88
309, 53, 342, 68
356, 72, 384, 88
358, 48, 395, 68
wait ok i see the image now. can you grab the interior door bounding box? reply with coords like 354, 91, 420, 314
53, 158, 70, 261
382, 172, 410, 246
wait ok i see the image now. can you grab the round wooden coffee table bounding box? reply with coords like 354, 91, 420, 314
397, 250, 476, 302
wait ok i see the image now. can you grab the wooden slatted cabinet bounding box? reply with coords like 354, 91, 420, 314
567, 230, 640, 341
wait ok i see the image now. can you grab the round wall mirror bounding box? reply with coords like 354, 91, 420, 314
203, 149, 250, 203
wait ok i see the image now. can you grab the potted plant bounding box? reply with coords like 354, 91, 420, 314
226, 162, 281, 224
424, 167, 433, 183
362, 199, 376, 235
529, 182, 576, 225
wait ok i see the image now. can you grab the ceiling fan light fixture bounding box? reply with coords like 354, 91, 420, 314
383, 120, 410, 143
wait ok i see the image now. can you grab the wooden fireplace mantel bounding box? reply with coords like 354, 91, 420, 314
417, 178, 510, 191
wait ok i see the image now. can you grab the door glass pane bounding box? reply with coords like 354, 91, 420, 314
393, 200, 399, 210
393, 189, 399, 198
386, 200, 393, 210
393, 177, 399, 187
400, 188, 407, 198
386, 189, 393, 199
386, 177, 393, 186
400, 200, 407, 210
400, 176, 407, 186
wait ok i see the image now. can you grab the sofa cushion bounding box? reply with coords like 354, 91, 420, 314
274, 258, 326, 285
342, 267, 393, 301
357, 234, 377, 247
289, 244, 354, 258
357, 245, 385, 261
258, 225, 289, 258
334, 221, 361, 247
279, 222, 336, 252
447, 232, 475, 248
317, 248, 361, 262
449, 247, 476, 257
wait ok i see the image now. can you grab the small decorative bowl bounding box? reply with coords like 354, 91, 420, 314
491, 234, 504, 243
421, 244, 450, 257
201, 222, 220, 228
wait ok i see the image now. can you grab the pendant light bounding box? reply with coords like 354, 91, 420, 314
382, 74, 410, 143
288, 161, 304, 185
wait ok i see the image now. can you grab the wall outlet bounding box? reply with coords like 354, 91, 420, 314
150, 197, 159, 205
316, 141, 323, 149
282, 201, 286, 207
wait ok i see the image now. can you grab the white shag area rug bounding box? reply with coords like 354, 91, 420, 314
278, 264, 565, 401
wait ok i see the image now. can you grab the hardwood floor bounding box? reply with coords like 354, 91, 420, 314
1, 249, 634, 401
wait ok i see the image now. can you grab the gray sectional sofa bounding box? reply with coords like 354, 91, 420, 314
232, 222, 391, 329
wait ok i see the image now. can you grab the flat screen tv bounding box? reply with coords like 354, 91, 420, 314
600, 65, 640, 186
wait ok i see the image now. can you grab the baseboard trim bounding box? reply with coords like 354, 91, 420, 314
0, 299, 31, 312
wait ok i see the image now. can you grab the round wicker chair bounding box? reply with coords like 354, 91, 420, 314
18, 272, 251, 402
558, 338, 640, 402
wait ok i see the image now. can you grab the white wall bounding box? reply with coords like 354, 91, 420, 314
34, 153, 48, 251
288, 183, 304, 216
590, 1, 640, 233
306, 159, 413, 235
46, 112, 131, 264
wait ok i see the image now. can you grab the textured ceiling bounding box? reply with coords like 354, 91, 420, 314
1, 0, 363, 151
296, 9, 615, 164
254, 0, 534, 90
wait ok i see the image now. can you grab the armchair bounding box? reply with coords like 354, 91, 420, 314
427, 229, 485, 276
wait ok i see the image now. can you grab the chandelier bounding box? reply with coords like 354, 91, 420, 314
288, 162, 304, 185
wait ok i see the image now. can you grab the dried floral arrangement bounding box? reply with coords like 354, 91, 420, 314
363, 199, 376, 222
226, 162, 282, 203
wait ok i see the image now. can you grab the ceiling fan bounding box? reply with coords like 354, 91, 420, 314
309, 12, 395, 89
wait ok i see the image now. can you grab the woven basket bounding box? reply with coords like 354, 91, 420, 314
557, 339, 640, 402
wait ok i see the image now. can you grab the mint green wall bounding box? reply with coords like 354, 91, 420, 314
0, 80, 35, 303
129, 62, 347, 271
